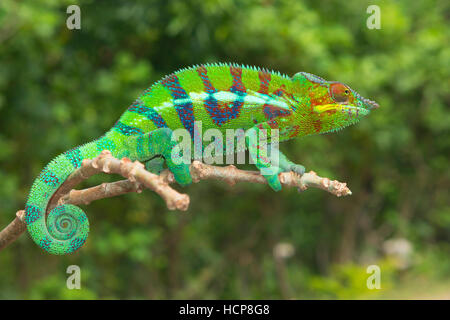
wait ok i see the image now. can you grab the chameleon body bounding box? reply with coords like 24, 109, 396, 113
25, 63, 379, 255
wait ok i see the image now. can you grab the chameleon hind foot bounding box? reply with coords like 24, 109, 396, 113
127, 128, 192, 187
144, 156, 165, 175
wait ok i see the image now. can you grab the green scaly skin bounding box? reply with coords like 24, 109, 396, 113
25, 62, 379, 255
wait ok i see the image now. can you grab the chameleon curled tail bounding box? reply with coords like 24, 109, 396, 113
24, 140, 103, 255
25, 129, 192, 255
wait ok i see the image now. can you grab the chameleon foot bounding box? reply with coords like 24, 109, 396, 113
288, 164, 306, 176
144, 157, 165, 175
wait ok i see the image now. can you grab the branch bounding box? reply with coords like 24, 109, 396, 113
0, 210, 26, 251
0, 150, 351, 251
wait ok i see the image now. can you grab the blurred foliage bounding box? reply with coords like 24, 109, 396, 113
0, 0, 449, 299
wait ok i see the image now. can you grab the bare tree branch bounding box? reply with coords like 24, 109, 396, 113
0, 150, 351, 251
0, 210, 26, 251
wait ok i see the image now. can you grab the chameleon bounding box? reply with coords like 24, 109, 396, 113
24, 62, 379, 255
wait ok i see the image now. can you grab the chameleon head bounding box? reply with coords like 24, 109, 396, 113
291, 72, 379, 134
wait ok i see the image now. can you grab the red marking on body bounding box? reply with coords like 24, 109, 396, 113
288, 125, 301, 138
313, 120, 322, 133
309, 93, 328, 111
258, 71, 271, 94
196, 65, 216, 92
307, 83, 328, 109
271, 84, 298, 105
230, 65, 246, 93
268, 119, 279, 129
273, 88, 283, 96
255, 121, 279, 130
263, 105, 291, 120
217, 100, 231, 112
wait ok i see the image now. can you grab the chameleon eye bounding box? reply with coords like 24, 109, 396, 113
330, 83, 350, 103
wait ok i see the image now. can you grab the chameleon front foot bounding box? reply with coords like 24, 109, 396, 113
287, 163, 306, 176
144, 157, 165, 175
244, 127, 306, 190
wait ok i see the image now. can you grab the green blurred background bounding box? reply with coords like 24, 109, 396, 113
0, 0, 448, 299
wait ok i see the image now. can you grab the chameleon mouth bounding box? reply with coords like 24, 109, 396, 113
340, 105, 370, 117
361, 98, 379, 110
314, 104, 370, 117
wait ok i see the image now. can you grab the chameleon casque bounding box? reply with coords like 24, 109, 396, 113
25, 62, 379, 255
